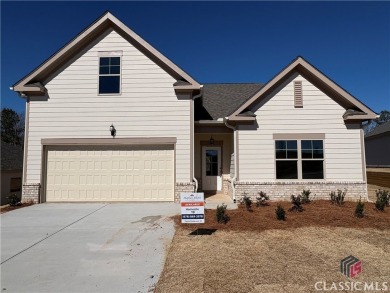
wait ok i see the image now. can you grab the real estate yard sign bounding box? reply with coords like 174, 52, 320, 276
180, 193, 205, 223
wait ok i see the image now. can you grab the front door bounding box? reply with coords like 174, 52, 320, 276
202, 146, 222, 191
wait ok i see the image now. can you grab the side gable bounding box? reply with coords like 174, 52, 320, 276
12, 11, 200, 96
228, 56, 376, 122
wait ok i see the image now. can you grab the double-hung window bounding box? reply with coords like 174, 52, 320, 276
275, 140, 298, 179
275, 139, 324, 180
301, 140, 324, 179
99, 56, 121, 94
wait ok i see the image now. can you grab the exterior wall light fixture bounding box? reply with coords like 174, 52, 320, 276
110, 124, 116, 138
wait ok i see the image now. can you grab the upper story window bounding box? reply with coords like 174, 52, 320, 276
99, 56, 121, 94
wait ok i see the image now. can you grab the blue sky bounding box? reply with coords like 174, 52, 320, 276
2, 1, 389, 114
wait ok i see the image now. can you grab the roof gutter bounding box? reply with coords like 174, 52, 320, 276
224, 117, 237, 203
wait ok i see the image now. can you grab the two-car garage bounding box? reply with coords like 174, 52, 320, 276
43, 138, 175, 202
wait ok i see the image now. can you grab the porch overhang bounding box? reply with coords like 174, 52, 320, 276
195, 121, 233, 133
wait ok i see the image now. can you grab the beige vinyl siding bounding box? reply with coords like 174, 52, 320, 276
238, 74, 363, 182
26, 28, 191, 183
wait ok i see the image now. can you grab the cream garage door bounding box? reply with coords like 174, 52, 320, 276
45, 145, 174, 202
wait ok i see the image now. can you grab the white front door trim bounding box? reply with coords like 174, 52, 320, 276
202, 146, 222, 191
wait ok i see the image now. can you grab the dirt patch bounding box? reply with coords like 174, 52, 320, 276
173, 200, 390, 232
0, 203, 34, 214
156, 200, 390, 292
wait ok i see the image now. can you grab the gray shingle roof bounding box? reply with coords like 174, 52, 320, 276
1, 142, 23, 171
195, 83, 264, 120
365, 120, 390, 138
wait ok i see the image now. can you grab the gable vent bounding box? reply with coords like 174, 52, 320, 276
294, 81, 303, 108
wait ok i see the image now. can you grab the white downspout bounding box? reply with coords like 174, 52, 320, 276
224, 118, 237, 202
192, 87, 203, 192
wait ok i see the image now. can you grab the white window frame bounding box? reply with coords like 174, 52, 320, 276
98, 51, 122, 96
274, 134, 326, 181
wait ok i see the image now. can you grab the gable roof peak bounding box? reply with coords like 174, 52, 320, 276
12, 11, 200, 96
228, 56, 376, 122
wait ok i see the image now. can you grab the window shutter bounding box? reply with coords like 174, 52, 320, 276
294, 81, 303, 108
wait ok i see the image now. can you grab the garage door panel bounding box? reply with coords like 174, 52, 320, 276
46, 145, 174, 202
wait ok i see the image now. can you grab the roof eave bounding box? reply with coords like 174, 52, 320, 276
227, 116, 256, 122
344, 113, 377, 122
174, 85, 202, 91
13, 85, 47, 97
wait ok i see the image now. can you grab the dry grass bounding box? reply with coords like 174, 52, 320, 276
156, 201, 390, 293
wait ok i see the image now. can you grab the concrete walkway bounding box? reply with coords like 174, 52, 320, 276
1, 203, 179, 293
204, 192, 238, 210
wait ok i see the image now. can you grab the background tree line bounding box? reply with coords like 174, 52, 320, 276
1, 108, 25, 146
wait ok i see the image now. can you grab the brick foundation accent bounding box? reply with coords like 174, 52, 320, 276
223, 179, 231, 196
175, 182, 195, 202
22, 183, 41, 203
225, 178, 234, 200
234, 181, 368, 202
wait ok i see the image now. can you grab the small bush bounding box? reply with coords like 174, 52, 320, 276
355, 198, 365, 218
275, 204, 286, 221
216, 203, 229, 224
241, 192, 253, 211
375, 189, 390, 211
7, 194, 21, 207
330, 189, 347, 205
256, 191, 269, 207
289, 194, 304, 212
301, 189, 311, 204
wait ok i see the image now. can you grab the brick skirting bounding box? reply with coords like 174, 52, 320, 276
175, 182, 195, 202
22, 183, 41, 203
234, 181, 367, 202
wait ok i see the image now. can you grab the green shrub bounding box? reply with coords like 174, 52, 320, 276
355, 198, 364, 218
301, 189, 312, 204
7, 194, 21, 206
216, 203, 229, 224
256, 191, 269, 207
375, 189, 390, 211
275, 204, 286, 221
241, 192, 253, 211
289, 194, 304, 212
330, 189, 347, 205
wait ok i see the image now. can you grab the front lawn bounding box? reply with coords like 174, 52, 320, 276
155, 200, 390, 293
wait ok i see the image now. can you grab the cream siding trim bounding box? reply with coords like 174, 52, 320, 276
22, 100, 30, 183
238, 74, 364, 182
25, 29, 191, 184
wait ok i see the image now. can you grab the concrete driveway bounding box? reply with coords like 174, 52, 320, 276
1, 203, 179, 293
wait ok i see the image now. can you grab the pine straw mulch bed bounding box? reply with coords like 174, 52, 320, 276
155, 200, 390, 293
175, 200, 390, 232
